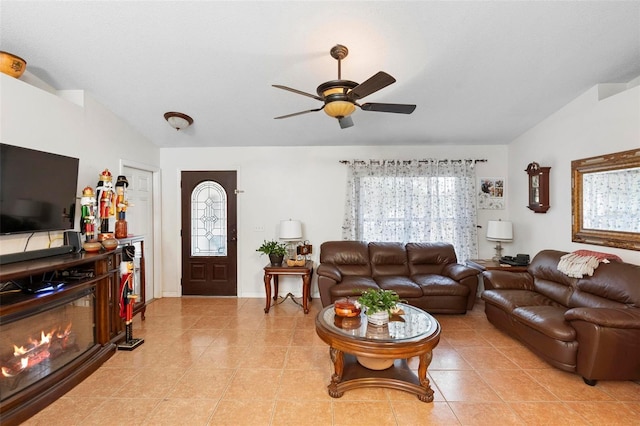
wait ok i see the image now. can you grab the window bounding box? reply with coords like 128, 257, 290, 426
343, 160, 478, 261
191, 180, 227, 256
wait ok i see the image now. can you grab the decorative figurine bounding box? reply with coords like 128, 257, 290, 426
96, 169, 116, 236
114, 175, 129, 239
79, 186, 96, 242
117, 244, 144, 350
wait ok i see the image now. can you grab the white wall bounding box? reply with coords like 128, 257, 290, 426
0, 73, 160, 257
160, 145, 509, 298
507, 83, 640, 265
6, 70, 637, 301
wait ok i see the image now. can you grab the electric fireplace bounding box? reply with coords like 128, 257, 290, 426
0, 288, 95, 402
0, 249, 122, 425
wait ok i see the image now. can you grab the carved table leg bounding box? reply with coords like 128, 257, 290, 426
273, 275, 279, 301
328, 347, 345, 398
263, 273, 272, 313
416, 350, 435, 402
302, 272, 310, 314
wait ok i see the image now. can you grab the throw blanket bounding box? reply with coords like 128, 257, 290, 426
557, 250, 622, 278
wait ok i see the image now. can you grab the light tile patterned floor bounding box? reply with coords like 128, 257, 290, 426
25, 297, 640, 425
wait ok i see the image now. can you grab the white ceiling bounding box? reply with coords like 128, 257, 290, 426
2, 1, 639, 148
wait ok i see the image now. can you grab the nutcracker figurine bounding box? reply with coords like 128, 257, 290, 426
117, 244, 144, 350
114, 175, 129, 239
80, 186, 96, 242
96, 169, 116, 236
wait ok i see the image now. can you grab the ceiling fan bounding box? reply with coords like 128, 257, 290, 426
273, 44, 416, 129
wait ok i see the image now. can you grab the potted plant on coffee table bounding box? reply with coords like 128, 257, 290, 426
256, 240, 287, 266
356, 289, 402, 326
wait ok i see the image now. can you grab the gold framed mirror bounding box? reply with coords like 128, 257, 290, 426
571, 148, 640, 251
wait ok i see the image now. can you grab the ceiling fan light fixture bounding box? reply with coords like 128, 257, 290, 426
322, 87, 345, 97
164, 111, 193, 131
324, 101, 356, 118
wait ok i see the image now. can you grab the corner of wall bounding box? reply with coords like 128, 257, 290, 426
597, 83, 630, 101
56, 90, 85, 107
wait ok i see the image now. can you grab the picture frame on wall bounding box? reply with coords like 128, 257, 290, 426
478, 177, 505, 209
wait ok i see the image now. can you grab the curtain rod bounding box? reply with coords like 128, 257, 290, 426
339, 159, 487, 165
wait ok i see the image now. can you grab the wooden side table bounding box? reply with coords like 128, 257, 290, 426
466, 259, 529, 272
263, 260, 313, 314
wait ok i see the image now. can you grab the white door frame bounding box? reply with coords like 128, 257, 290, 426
120, 159, 163, 299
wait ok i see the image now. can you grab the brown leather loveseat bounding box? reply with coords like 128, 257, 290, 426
481, 249, 640, 385
317, 241, 479, 314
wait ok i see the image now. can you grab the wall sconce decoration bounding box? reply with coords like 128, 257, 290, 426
486, 220, 513, 261
164, 111, 193, 130
525, 162, 551, 213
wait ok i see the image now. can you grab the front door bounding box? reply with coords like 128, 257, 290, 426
181, 171, 237, 296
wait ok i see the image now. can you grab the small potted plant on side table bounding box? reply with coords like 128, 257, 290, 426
357, 289, 402, 326
256, 240, 288, 266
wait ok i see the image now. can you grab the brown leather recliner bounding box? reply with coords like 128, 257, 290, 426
317, 241, 479, 314
481, 249, 640, 384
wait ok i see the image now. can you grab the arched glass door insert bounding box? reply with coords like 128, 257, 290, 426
191, 180, 227, 256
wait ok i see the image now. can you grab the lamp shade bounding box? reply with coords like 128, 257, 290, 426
486, 220, 513, 241
279, 220, 302, 240
324, 101, 356, 118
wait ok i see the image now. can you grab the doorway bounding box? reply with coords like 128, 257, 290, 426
181, 171, 237, 296
122, 164, 155, 303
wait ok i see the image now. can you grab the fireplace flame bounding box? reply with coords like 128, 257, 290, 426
2, 323, 74, 378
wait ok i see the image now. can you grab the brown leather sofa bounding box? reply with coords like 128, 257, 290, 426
317, 241, 479, 314
481, 249, 640, 385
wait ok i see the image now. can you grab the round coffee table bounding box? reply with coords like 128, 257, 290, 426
315, 303, 441, 402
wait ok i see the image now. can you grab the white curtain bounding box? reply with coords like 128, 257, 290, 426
342, 159, 479, 261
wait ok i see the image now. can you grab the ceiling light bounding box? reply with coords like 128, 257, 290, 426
164, 112, 193, 131
324, 101, 356, 118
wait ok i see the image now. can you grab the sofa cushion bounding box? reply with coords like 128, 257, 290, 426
482, 289, 557, 312
374, 276, 424, 298
529, 250, 578, 306
512, 306, 575, 342
573, 261, 640, 308
319, 241, 371, 276
328, 275, 380, 299
534, 278, 573, 307
406, 242, 456, 275
369, 242, 409, 277
412, 274, 469, 297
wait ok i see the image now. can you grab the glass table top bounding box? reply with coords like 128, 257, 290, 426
319, 303, 438, 343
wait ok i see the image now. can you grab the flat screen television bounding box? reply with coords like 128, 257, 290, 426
0, 143, 79, 235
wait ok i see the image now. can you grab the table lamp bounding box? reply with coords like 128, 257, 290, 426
279, 219, 302, 260
486, 220, 513, 261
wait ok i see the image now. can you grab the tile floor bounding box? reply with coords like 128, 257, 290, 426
25, 297, 640, 425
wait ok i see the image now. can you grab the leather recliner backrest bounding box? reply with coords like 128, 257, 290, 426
369, 242, 409, 277
569, 261, 640, 309
406, 242, 456, 275
529, 250, 578, 307
319, 241, 371, 276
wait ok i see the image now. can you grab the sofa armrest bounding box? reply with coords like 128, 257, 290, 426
443, 263, 480, 281
482, 270, 534, 290
317, 264, 342, 282
565, 307, 640, 329
565, 307, 640, 381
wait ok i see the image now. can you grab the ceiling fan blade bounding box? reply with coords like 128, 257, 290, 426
349, 71, 396, 100
272, 85, 323, 101
339, 116, 354, 129
360, 103, 416, 114
274, 107, 323, 119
